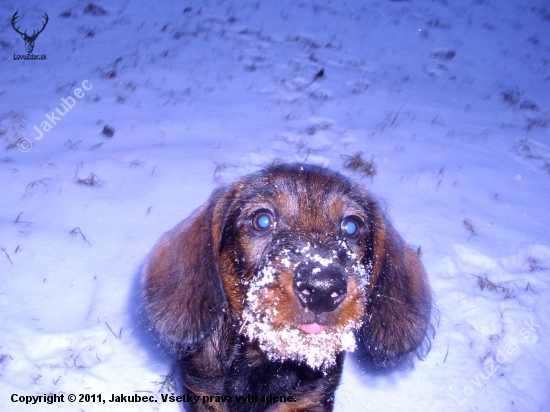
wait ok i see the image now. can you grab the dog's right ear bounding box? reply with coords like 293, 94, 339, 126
142, 188, 227, 354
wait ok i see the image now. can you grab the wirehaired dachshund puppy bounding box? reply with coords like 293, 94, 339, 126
142, 163, 433, 411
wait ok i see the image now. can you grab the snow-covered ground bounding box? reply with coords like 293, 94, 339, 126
1, 0, 549, 411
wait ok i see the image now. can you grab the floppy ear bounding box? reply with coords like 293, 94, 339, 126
360, 209, 433, 367
142, 188, 228, 354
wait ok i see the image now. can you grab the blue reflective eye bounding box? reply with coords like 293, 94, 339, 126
344, 220, 357, 235
257, 214, 271, 228
253, 212, 274, 231
341, 216, 361, 238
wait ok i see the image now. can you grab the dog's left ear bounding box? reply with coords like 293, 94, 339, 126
360, 208, 433, 367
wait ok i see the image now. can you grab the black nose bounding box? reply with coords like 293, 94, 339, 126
293, 265, 347, 314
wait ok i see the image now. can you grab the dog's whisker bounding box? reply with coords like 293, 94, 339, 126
238, 318, 248, 334
373, 294, 411, 308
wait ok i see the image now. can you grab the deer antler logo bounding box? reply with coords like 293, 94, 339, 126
11, 11, 49, 54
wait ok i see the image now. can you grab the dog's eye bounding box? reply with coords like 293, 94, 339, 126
341, 216, 362, 238
252, 211, 274, 231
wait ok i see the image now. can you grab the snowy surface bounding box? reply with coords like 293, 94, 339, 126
1, 0, 550, 411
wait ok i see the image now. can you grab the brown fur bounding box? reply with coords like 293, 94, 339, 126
142, 164, 433, 411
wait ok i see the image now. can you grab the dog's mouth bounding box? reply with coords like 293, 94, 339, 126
298, 323, 326, 334
242, 315, 358, 370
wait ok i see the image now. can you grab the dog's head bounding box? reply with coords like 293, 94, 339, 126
143, 164, 433, 369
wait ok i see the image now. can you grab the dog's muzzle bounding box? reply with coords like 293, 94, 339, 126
293, 264, 347, 314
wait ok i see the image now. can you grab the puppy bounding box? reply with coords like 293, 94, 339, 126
142, 163, 433, 411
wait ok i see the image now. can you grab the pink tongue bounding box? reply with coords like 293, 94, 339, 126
299, 323, 326, 334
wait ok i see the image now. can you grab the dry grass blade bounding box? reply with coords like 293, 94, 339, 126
153, 370, 176, 393
77, 173, 104, 187
25, 178, 52, 196
70, 227, 92, 245
105, 322, 122, 339
1, 248, 13, 265
463, 219, 477, 237
476, 275, 514, 297
341, 151, 377, 180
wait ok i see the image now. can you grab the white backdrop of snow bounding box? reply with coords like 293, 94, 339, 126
1, 0, 549, 411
